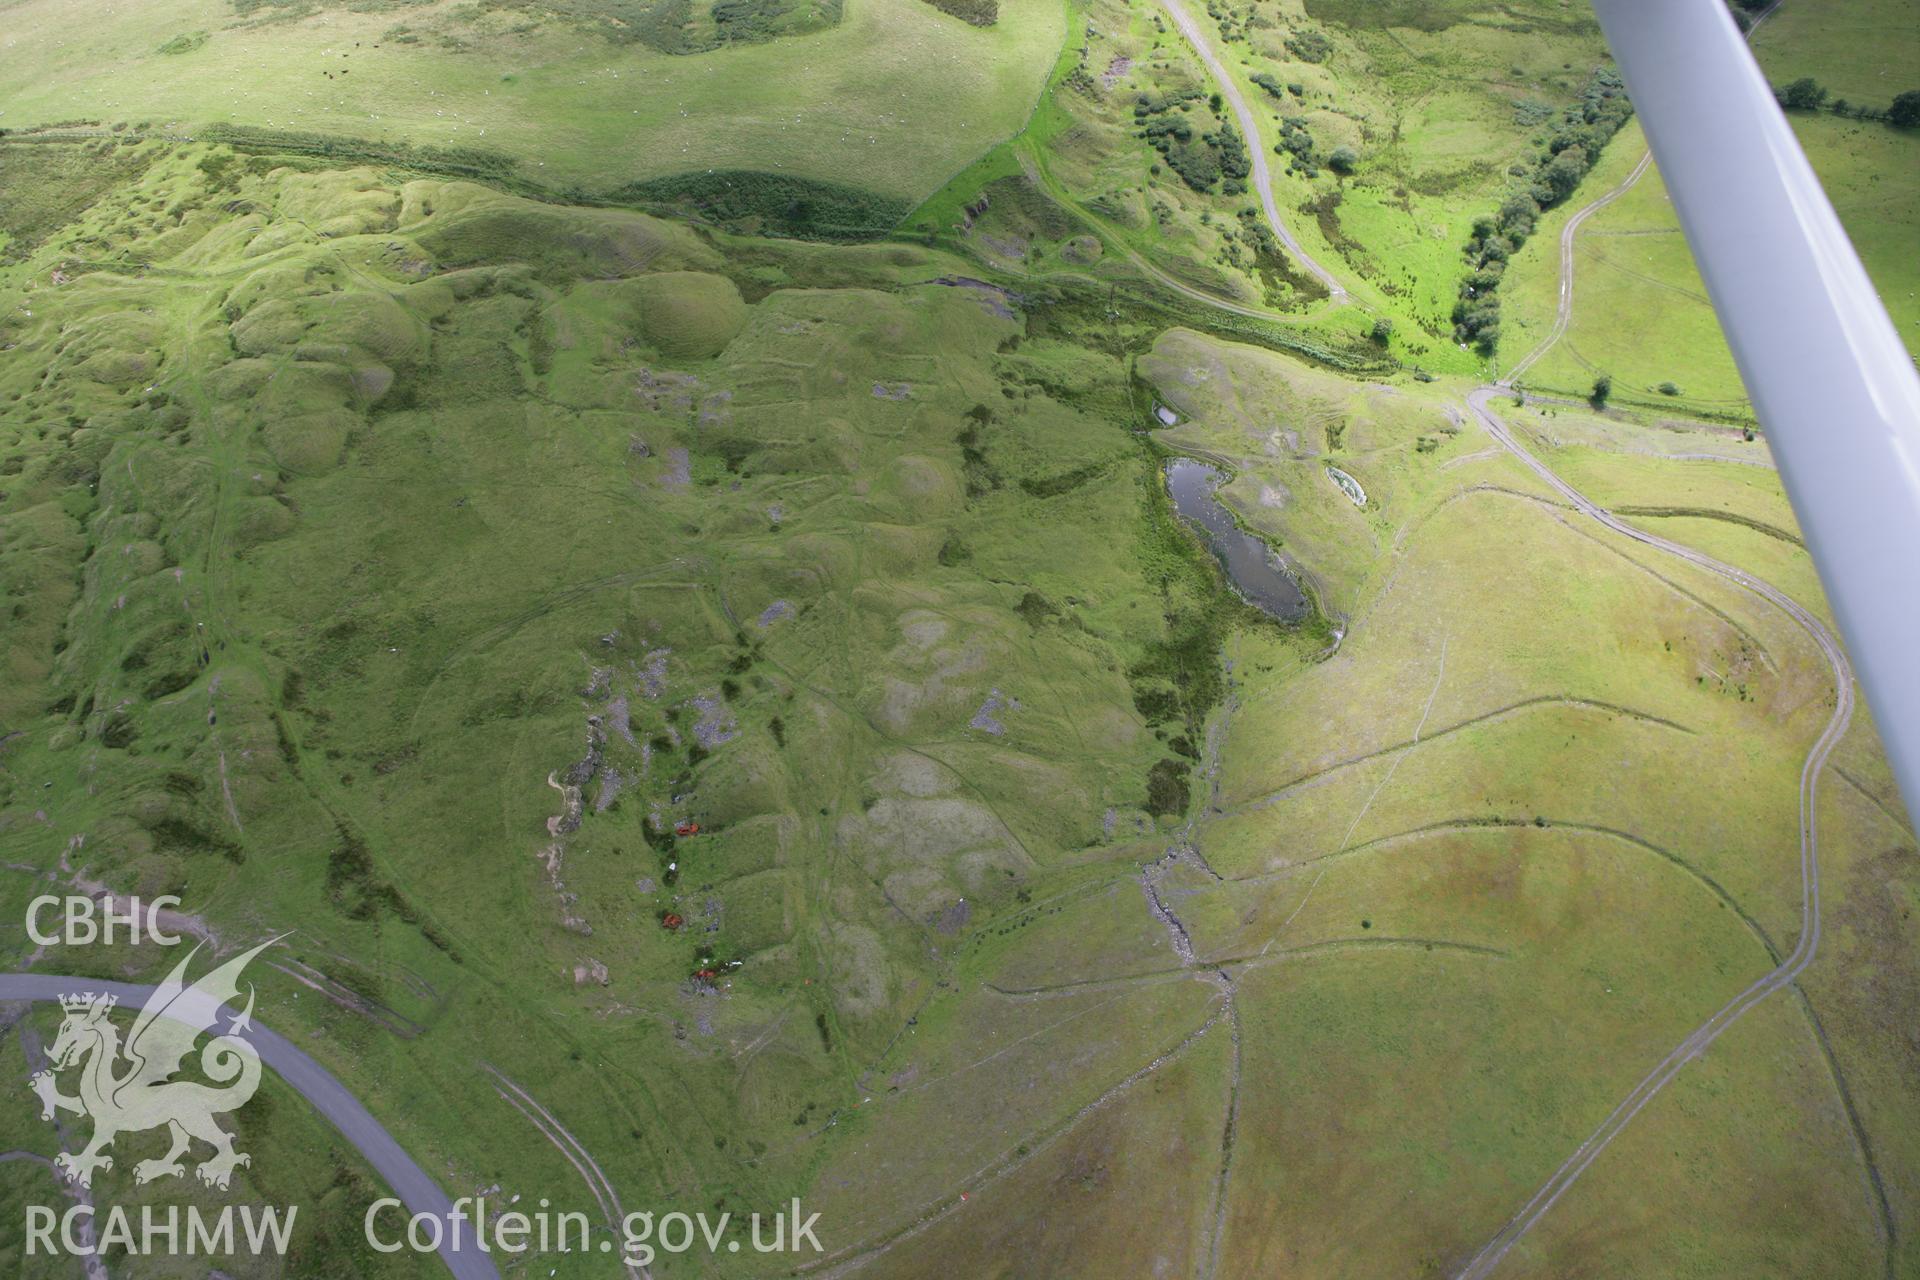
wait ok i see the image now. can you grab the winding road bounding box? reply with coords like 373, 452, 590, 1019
0, 973, 498, 1280
1455, 389, 1853, 1277
1156, 0, 1350, 302
1456, 5, 1855, 1260
1140, 1, 1861, 1260
0, 3, 1850, 1273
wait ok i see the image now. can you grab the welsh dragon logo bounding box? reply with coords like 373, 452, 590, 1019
30, 938, 279, 1191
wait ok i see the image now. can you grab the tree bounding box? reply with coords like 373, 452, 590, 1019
1590, 374, 1613, 407
1369, 317, 1393, 345
1781, 77, 1828, 111
1328, 145, 1359, 175
1539, 144, 1589, 204
1497, 192, 1540, 237
1146, 759, 1190, 817
1891, 90, 1920, 128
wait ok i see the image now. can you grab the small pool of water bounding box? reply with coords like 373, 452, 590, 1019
1166, 458, 1309, 622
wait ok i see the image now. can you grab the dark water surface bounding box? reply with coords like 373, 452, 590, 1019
1166, 458, 1309, 622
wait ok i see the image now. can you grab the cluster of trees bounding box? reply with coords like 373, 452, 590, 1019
1213, 124, 1252, 195
1250, 72, 1304, 101
1135, 88, 1205, 116
198, 125, 522, 184
616, 169, 909, 241
533, 0, 838, 55
1273, 114, 1319, 176
1285, 28, 1332, 63
1203, 0, 1258, 46
1453, 69, 1634, 354
1773, 77, 1920, 127
712, 0, 822, 39
920, 0, 997, 26
155, 31, 208, 55
1730, 3, 1920, 123
1265, 114, 1359, 179
1136, 91, 1251, 194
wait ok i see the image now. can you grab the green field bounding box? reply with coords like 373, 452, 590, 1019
1135, 335, 1913, 1276
899, 0, 1690, 380
1218, 0, 1613, 357
0, 0, 1065, 205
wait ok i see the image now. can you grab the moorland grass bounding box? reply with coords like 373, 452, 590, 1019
1115, 328, 1910, 1276
0, 0, 1065, 206
0, 148, 1326, 1263
1507, 992, 1884, 1277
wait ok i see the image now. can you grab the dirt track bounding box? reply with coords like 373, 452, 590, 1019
1504, 0, 1784, 385
1454, 383, 1853, 1278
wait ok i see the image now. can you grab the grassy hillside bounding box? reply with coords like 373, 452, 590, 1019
899, 0, 1658, 378
1128, 330, 1914, 1278
0, 0, 1065, 206
0, 145, 1330, 1272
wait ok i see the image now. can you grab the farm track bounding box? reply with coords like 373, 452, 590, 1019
1455, 386, 1855, 1277
482, 1065, 648, 1277
1233, 817, 1784, 965
801, 997, 1233, 1279
1504, 150, 1654, 384
1226, 693, 1695, 817
1077, 0, 1876, 1258
1454, 5, 1896, 1263
7, 2, 1885, 1268
994, 4, 1868, 1255
1504, 0, 1784, 386
3, 227, 692, 1280
1014, 150, 1313, 325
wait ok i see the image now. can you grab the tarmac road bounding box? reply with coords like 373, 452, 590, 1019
0, 973, 500, 1280
1156, 0, 1350, 302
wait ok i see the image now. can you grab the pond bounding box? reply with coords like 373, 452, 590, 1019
1165, 458, 1310, 622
